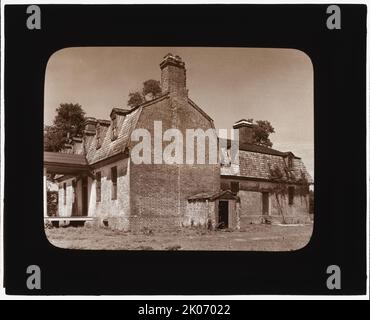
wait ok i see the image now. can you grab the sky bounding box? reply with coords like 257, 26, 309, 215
44, 47, 314, 178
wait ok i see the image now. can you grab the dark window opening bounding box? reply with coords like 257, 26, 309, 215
111, 116, 118, 141
288, 156, 293, 169
111, 166, 117, 200
72, 179, 77, 215
96, 123, 102, 149
231, 181, 239, 194
81, 177, 88, 216
288, 186, 294, 205
262, 192, 269, 215
96, 171, 101, 202
63, 182, 67, 205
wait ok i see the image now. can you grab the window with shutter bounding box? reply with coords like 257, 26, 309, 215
96, 172, 101, 202
288, 186, 295, 205
111, 166, 117, 200
111, 116, 118, 141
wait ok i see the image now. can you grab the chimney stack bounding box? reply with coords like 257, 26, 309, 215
83, 117, 97, 136
233, 119, 255, 145
160, 53, 187, 98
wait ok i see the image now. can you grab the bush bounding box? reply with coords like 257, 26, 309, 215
47, 191, 58, 216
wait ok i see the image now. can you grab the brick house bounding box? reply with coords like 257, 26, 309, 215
44, 54, 313, 230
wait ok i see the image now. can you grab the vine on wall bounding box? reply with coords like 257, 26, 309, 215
268, 162, 310, 223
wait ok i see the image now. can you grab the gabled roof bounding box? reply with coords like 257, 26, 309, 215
78, 93, 214, 166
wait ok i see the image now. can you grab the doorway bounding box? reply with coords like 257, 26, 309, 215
82, 176, 88, 216
218, 200, 229, 229
262, 192, 269, 215
72, 179, 78, 216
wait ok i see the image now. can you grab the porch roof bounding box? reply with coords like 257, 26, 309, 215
188, 190, 240, 202
44, 151, 90, 174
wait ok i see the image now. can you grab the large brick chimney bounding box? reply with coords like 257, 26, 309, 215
160, 53, 187, 98
233, 119, 255, 145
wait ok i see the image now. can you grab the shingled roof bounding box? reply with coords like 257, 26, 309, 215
220, 140, 313, 184
48, 92, 312, 185
84, 106, 142, 165
219, 138, 299, 158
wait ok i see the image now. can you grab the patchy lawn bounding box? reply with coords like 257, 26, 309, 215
45, 223, 313, 251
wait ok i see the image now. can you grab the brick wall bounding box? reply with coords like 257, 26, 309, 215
184, 201, 216, 228
130, 95, 220, 230
221, 177, 310, 225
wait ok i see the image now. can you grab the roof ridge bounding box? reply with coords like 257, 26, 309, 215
187, 98, 214, 124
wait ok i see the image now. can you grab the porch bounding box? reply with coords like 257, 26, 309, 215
44, 151, 92, 221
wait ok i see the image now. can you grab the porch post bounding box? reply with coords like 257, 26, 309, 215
43, 167, 47, 218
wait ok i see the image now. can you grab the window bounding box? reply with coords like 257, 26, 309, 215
96, 172, 101, 202
288, 156, 293, 169
231, 181, 239, 194
63, 182, 67, 205
111, 166, 117, 200
111, 115, 118, 141
288, 186, 294, 205
96, 123, 102, 149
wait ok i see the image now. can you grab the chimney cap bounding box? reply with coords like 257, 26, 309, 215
72, 136, 83, 143
83, 117, 97, 136
83, 117, 97, 125
97, 119, 111, 126
233, 119, 254, 129
160, 53, 185, 70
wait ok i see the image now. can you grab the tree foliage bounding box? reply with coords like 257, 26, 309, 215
142, 79, 162, 99
44, 125, 65, 152
127, 91, 144, 109
44, 103, 86, 152
127, 79, 162, 108
247, 118, 275, 148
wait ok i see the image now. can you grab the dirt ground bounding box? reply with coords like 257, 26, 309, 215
45, 223, 313, 251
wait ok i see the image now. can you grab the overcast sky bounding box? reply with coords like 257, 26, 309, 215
44, 47, 314, 178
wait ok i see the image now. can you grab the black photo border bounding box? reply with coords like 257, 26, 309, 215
3, 4, 367, 295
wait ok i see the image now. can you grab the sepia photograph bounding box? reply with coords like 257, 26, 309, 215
43, 47, 314, 251
2, 2, 367, 299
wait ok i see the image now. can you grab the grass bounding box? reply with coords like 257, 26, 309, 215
45, 223, 313, 251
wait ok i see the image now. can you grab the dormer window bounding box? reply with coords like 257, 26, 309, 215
96, 123, 102, 149
111, 114, 118, 141
288, 155, 293, 169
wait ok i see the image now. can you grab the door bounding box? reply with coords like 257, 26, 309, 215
71, 179, 78, 216
262, 192, 269, 215
81, 176, 88, 216
218, 200, 229, 229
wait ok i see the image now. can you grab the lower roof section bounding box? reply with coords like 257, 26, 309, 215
44, 151, 90, 174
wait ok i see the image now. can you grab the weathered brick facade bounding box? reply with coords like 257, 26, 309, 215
129, 57, 220, 229
52, 53, 313, 231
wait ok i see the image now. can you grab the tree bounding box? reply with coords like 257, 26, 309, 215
142, 79, 162, 99
53, 103, 86, 136
127, 91, 144, 109
247, 119, 275, 148
44, 125, 65, 152
44, 103, 86, 152
127, 79, 162, 108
